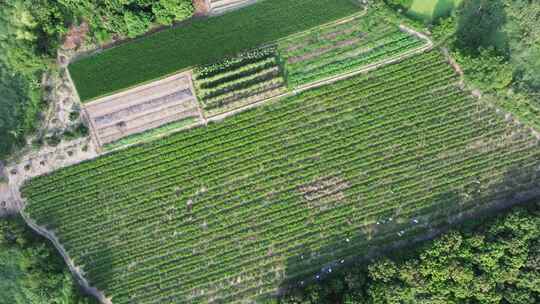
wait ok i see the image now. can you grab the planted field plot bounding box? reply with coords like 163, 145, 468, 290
22, 51, 540, 304
278, 16, 426, 87
69, 0, 361, 102
84, 72, 200, 147
193, 46, 286, 117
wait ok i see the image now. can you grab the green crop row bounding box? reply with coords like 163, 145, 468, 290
195, 46, 278, 79
193, 17, 426, 116
22, 51, 540, 303
199, 66, 281, 100
196, 56, 277, 88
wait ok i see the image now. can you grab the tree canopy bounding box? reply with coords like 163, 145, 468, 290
273, 205, 540, 304
0, 216, 98, 304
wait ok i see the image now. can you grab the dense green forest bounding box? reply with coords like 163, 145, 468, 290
0, 216, 97, 304
272, 203, 540, 304
0, 0, 194, 161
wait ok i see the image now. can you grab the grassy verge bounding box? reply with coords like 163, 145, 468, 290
69, 0, 361, 102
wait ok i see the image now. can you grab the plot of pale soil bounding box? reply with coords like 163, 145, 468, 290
0, 183, 18, 217
1, 136, 98, 216
209, 0, 259, 15
193, 0, 211, 16
84, 71, 201, 146
6, 137, 98, 186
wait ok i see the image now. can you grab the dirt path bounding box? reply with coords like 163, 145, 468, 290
193, 0, 211, 16
441, 47, 465, 88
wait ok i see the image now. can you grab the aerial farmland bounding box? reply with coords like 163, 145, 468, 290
2, 0, 539, 303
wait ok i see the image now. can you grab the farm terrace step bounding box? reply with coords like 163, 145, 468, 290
23, 51, 540, 303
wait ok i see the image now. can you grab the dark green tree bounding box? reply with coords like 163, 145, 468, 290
0, 216, 98, 304
455, 0, 507, 54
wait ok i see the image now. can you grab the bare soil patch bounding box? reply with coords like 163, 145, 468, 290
299, 176, 350, 211
0, 183, 18, 217
193, 0, 210, 16
84, 71, 201, 146
285, 27, 360, 53
63, 22, 89, 50
209, 0, 258, 15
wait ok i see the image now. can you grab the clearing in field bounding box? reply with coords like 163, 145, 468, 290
83, 71, 201, 147
69, 0, 361, 102
22, 51, 540, 303
408, 0, 462, 22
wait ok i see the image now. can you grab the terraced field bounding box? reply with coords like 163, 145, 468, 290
22, 51, 540, 303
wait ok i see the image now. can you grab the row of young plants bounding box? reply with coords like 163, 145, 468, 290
67, 75, 468, 280
22, 51, 540, 303
117, 104, 536, 302
85, 64, 468, 300
193, 46, 287, 116
282, 28, 425, 87
25, 55, 460, 252
174, 101, 540, 302
190, 15, 427, 116
69, 0, 361, 101
26, 52, 452, 290
23, 68, 462, 239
